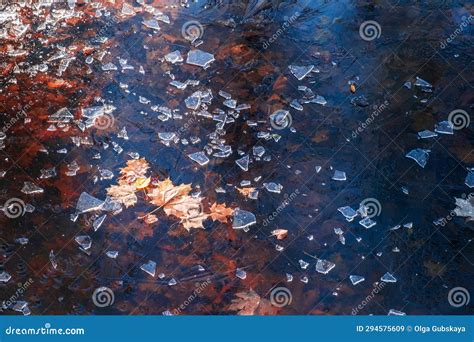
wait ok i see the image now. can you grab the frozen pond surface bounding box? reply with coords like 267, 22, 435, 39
0, 0, 472, 315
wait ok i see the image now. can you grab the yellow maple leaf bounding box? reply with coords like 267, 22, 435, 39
209, 202, 234, 223
147, 178, 192, 207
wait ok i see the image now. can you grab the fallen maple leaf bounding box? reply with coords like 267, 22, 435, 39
119, 158, 150, 184
209, 202, 234, 223
133, 177, 151, 189
147, 178, 192, 207
271, 229, 288, 240
229, 289, 261, 315
106, 184, 138, 208
237, 187, 257, 198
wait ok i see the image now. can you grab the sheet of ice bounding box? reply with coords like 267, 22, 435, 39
414, 76, 433, 90
235, 155, 250, 171
465, 171, 474, 188
316, 259, 336, 274
93, 214, 107, 231
453, 197, 474, 220
75, 235, 92, 250
388, 309, 406, 316
299, 259, 309, 269
188, 151, 210, 166
142, 19, 160, 30
417, 130, 438, 139
76, 192, 104, 214
232, 209, 256, 229
48, 107, 73, 123
338, 206, 358, 221
140, 260, 157, 277
405, 148, 430, 168
381, 272, 397, 283
0, 271, 11, 283
289, 65, 314, 80
263, 182, 282, 194
186, 50, 215, 69
349, 275, 365, 285
21, 182, 44, 194
435, 120, 454, 135
332, 170, 347, 181
49, 250, 58, 269
106, 251, 119, 259
235, 268, 247, 280
359, 217, 376, 229
311, 95, 327, 106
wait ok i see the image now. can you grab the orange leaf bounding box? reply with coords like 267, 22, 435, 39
209, 202, 234, 223
271, 229, 288, 240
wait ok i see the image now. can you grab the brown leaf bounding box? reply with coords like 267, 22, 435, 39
119, 158, 150, 184
228, 289, 261, 315
106, 184, 138, 208
147, 178, 192, 207
236, 187, 257, 198
209, 202, 234, 223
271, 229, 288, 240
163, 195, 208, 230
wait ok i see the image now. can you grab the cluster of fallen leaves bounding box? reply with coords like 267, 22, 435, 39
106, 158, 234, 230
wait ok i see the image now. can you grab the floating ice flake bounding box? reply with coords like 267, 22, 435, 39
359, 217, 376, 229
389, 225, 401, 231
21, 182, 44, 195
185, 92, 202, 110
165, 50, 183, 64
224, 99, 237, 109
338, 206, 358, 221
414, 76, 433, 91
75, 235, 91, 250
106, 251, 118, 259
232, 209, 256, 229
405, 148, 430, 168
300, 276, 309, 284
435, 120, 454, 135
188, 151, 209, 166
140, 260, 157, 277
39, 167, 56, 179
299, 259, 309, 269
168, 278, 177, 286
403, 222, 413, 229
334, 227, 344, 235
289, 65, 314, 80
235, 155, 250, 171
49, 250, 58, 269
93, 214, 107, 231
82, 105, 116, 119
186, 50, 215, 69
236, 268, 247, 280
388, 309, 406, 316
381, 272, 397, 283
316, 259, 336, 274
286, 273, 293, 282
453, 196, 474, 220
142, 19, 160, 30
349, 275, 365, 285
158, 132, 177, 143
218, 90, 232, 100
16, 237, 29, 245
66, 161, 80, 176
253, 146, 265, 157
0, 271, 11, 283
263, 182, 283, 194
418, 130, 438, 139
465, 171, 474, 188
76, 192, 104, 214
403, 81, 412, 89
290, 100, 303, 111
312, 95, 327, 106
332, 170, 347, 181
49, 107, 73, 123
102, 62, 118, 71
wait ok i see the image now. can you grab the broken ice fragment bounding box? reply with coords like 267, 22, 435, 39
299, 259, 309, 269
186, 50, 215, 69
332, 170, 347, 181
142, 19, 160, 30
253, 146, 265, 157
75, 235, 92, 250
168, 278, 177, 286
414, 76, 433, 90
21, 182, 44, 195
140, 260, 157, 277
188, 151, 209, 166
76, 192, 104, 214
359, 217, 376, 229
290, 100, 303, 111
316, 259, 336, 274
435, 120, 454, 135
405, 148, 430, 168
232, 209, 256, 229
93, 214, 107, 231
289, 65, 314, 80
106, 251, 118, 259
465, 172, 474, 188
49, 250, 58, 269
223, 99, 237, 109
235, 155, 250, 171
311, 95, 327, 106
388, 309, 406, 316
0, 271, 12, 283
102, 62, 118, 71
381, 272, 397, 283
349, 275, 365, 285
164, 50, 183, 64
417, 130, 438, 139
236, 268, 247, 280
338, 206, 358, 221
49, 108, 73, 123
453, 196, 474, 220
263, 182, 282, 194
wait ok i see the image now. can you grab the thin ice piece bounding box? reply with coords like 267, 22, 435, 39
405, 148, 430, 168
316, 259, 336, 274
232, 209, 256, 229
